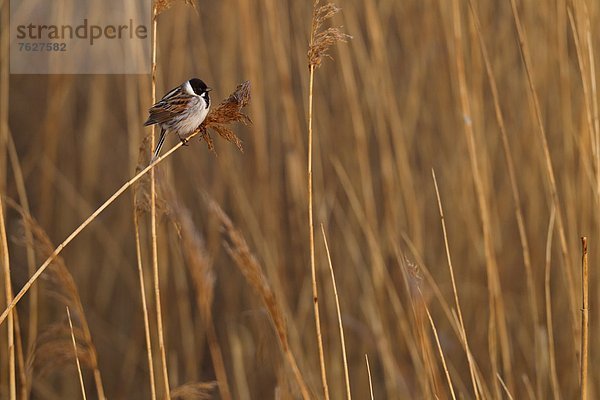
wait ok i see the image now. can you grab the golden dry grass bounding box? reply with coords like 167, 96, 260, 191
1, 0, 600, 399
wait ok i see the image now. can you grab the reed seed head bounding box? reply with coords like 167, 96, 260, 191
308, 1, 351, 68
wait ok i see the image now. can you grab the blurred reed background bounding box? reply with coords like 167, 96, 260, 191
1, 0, 599, 398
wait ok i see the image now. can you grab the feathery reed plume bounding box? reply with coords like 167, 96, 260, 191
197, 80, 251, 153
209, 201, 311, 400
171, 382, 217, 400
7, 201, 106, 399
154, 0, 197, 16
306, 3, 349, 399
32, 324, 94, 378
308, 1, 351, 69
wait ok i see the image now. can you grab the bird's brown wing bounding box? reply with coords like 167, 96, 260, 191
144, 91, 197, 126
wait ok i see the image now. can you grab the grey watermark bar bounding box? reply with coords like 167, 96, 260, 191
10, 0, 151, 74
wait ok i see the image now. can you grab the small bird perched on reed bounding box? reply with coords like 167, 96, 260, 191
144, 78, 211, 160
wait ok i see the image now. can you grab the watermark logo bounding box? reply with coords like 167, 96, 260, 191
10, 0, 151, 74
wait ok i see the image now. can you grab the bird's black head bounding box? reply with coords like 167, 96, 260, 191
189, 78, 210, 95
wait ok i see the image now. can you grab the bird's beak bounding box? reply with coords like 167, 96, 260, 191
206, 87, 213, 92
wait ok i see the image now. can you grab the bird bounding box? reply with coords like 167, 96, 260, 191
144, 78, 211, 160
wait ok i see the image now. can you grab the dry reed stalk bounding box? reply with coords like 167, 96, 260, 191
37, 75, 70, 231
209, 201, 311, 400
203, 316, 229, 398
567, 11, 596, 184
307, 3, 349, 398
404, 227, 496, 397
332, 156, 426, 391
450, 1, 512, 394
544, 208, 560, 400
397, 253, 438, 396
12, 312, 27, 400
66, 307, 87, 400
508, 0, 577, 347
497, 374, 515, 400
365, 355, 373, 400
400, 239, 463, 336
332, 4, 380, 268
227, 330, 251, 400
320, 224, 351, 400
332, 160, 419, 396
408, 270, 439, 398
569, 22, 595, 400
148, 2, 170, 398
422, 296, 456, 400
307, 27, 329, 400
132, 202, 157, 400
357, 0, 418, 269
580, 237, 588, 400
0, 81, 251, 327
334, 160, 487, 397
466, 2, 540, 387
335, 153, 435, 396
0, 0, 14, 395
361, 295, 410, 397
262, 0, 304, 171
236, 0, 267, 183
0, 0, 7, 193
0, 195, 15, 400
521, 376, 536, 400
567, 3, 599, 202
586, 29, 600, 194
399, 236, 494, 397
431, 169, 479, 400
6, 133, 37, 396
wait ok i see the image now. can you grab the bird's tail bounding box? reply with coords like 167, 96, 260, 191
151, 128, 167, 162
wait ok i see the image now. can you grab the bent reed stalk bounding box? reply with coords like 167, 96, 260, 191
0, 81, 251, 327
